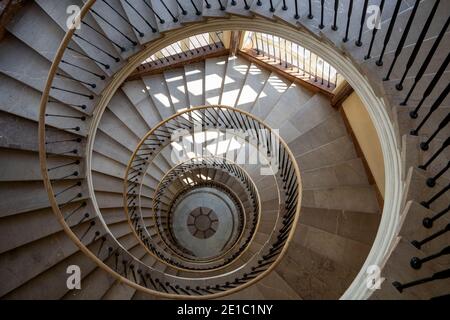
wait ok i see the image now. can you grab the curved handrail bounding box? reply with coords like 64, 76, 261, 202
37, 0, 302, 295
38, 0, 445, 300
152, 157, 257, 264
123, 105, 297, 275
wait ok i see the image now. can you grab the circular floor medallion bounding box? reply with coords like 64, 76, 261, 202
187, 207, 219, 239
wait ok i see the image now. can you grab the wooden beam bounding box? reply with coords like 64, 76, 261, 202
237, 49, 335, 98
229, 31, 243, 56
331, 81, 354, 108
126, 48, 230, 81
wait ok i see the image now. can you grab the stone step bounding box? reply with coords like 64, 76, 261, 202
299, 205, 380, 246
399, 200, 449, 261
119, 0, 161, 44
226, 0, 255, 17
0, 34, 98, 113
0, 148, 83, 182
249, 72, 291, 120
0, 74, 90, 136
287, 111, 347, 157
90, 0, 142, 59
6, 1, 108, 95
184, 61, 205, 107
373, 238, 449, 299
301, 184, 379, 214
164, 68, 190, 112
301, 157, 370, 190
142, 73, 177, 119
179, 0, 204, 24
0, 113, 85, 161
122, 79, 163, 128
202, 0, 230, 18
0, 180, 87, 218
220, 55, 251, 107
235, 62, 271, 112
205, 56, 228, 105
35, 0, 125, 75
108, 89, 150, 138
293, 222, 372, 269
277, 241, 358, 299
250, 0, 281, 20
264, 83, 315, 129
149, 0, 183, 33
294, 135, 357, 170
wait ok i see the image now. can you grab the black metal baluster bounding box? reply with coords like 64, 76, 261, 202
420, 183, 450, 208
51, 86, 94, 100
79, 21, 125, 54
409, 53, 450, 119
393, 269, 450, 292
143, 0, 165, 24
308, 0, 313, 19
364, 0, 385, 59
269, 0, 275, 12
161, 0, 179, 22
79, 221, 95, 241
420, 114, 450, 152
376, 0, 401, 66
97, 236, 107, 255
218, 0, 226, 11
76, 213, 89, 225
102, 0, 144, 37
176, 0, 187, 15
400, 17, 449, 104
383, 0, 420, 81
426, 161, 450, 188
244, 0, 250, 10
411, 224, 450, 249
355, 0, 369, 46
61, 60, 106, 79
411, 83, 450, 135
123, 0, 157, 32
63, 201, 86, 221
343, 0, 353, 42
395, 0, 440, 91
190, 0, 202, 15
48, 99, 87, 111
47, 149, 78, 157
319, 0, 325, 29
410, 246, 450, 270
423, 204, 450, 229
66, 46, 110, 70
90, 9, 138, 46
56, 73, 97, 89
294, 0, 299, 19
331, 0, 339, 30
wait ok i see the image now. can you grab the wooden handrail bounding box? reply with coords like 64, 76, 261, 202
37, 0, 302, 298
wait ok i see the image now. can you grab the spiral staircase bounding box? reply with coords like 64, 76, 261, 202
0, 0, 448, 300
